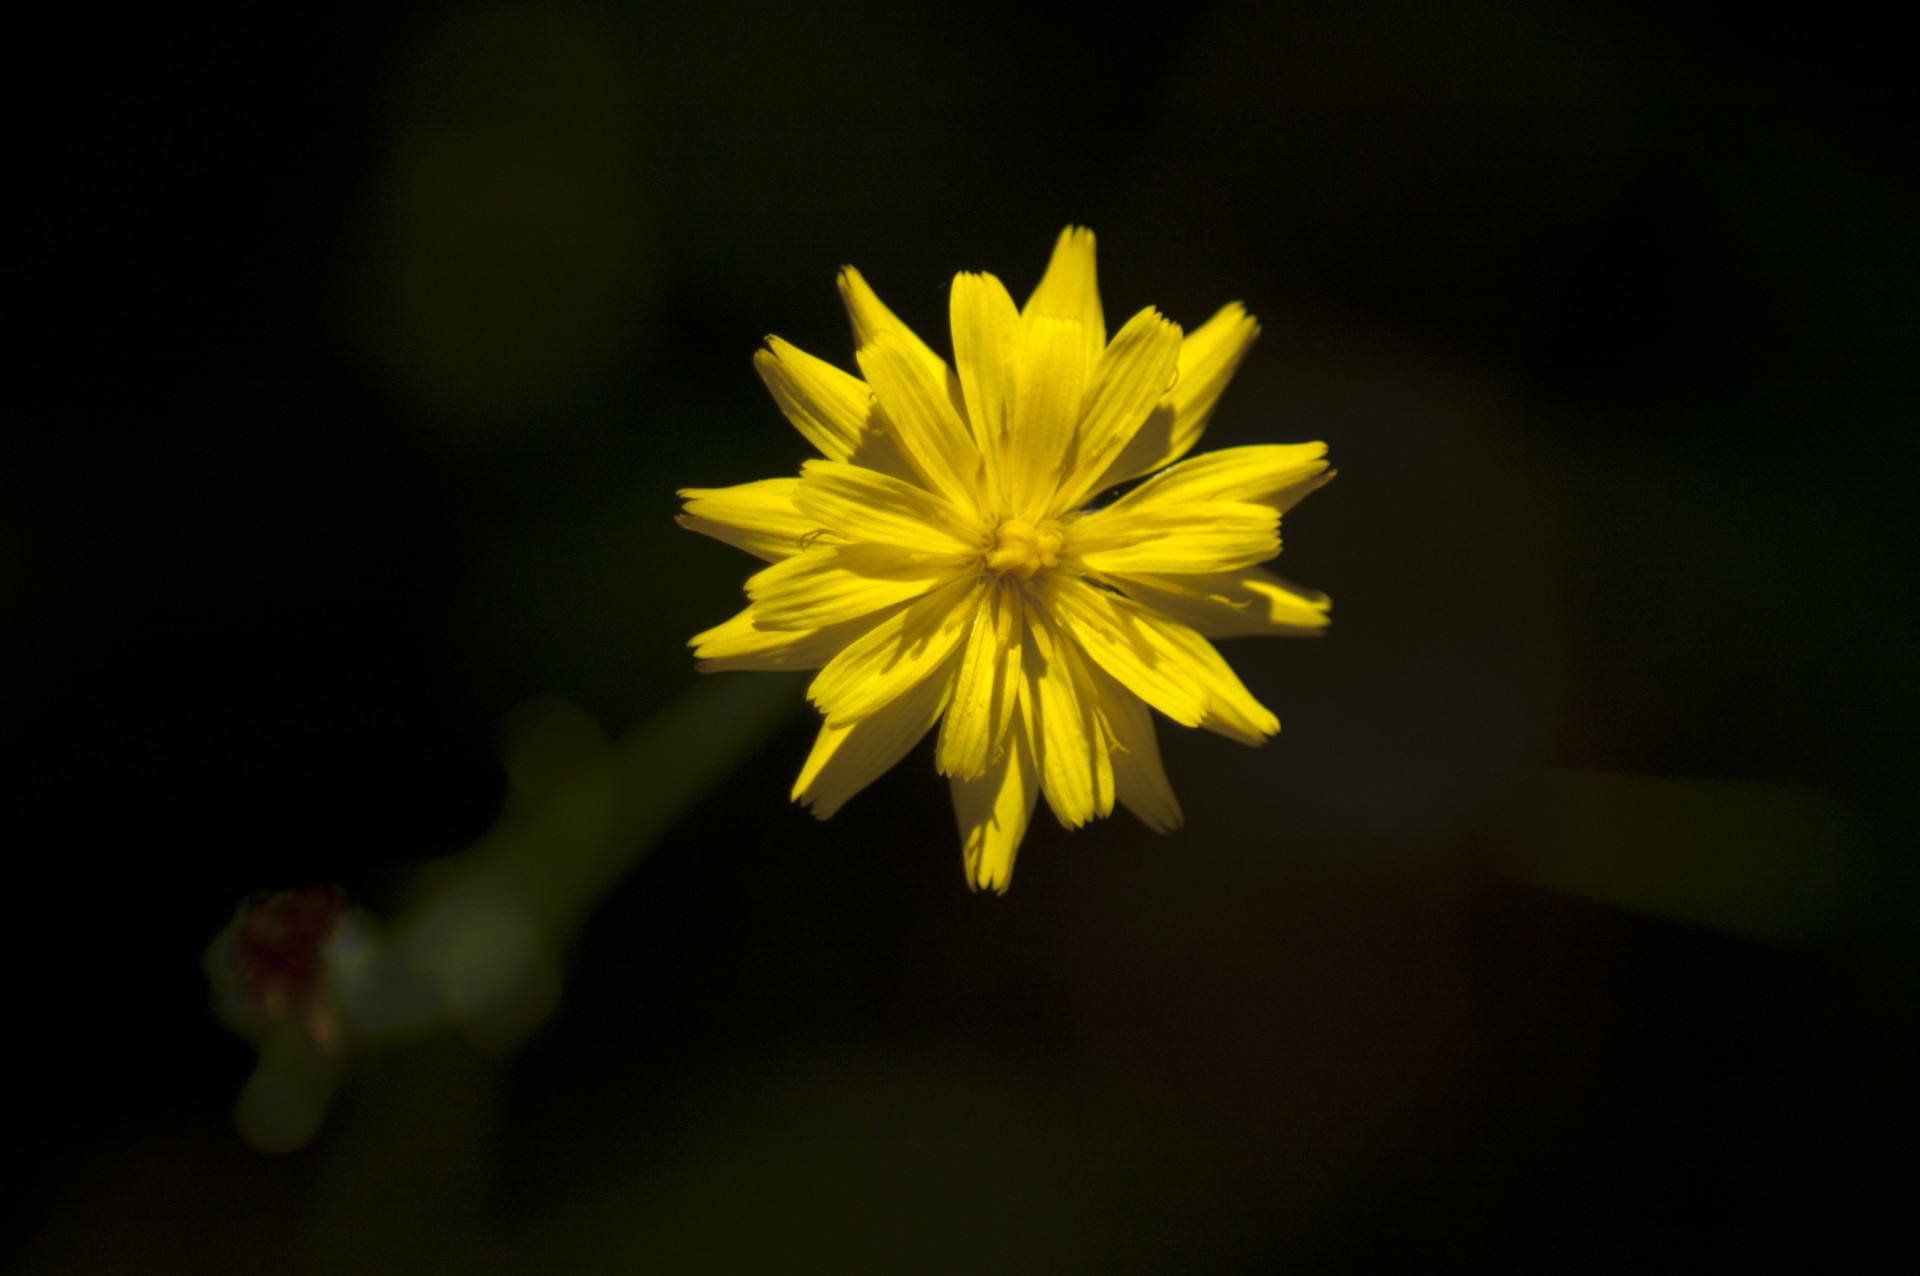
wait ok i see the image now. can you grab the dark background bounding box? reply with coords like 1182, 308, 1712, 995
11, 0, 1914, 1271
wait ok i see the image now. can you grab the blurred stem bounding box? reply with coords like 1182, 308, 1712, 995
231, 672, 804, 1149
370, 671, 805, 1043
506, 671, 808, 927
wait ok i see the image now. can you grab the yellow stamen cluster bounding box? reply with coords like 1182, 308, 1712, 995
984, 518, 1062, 580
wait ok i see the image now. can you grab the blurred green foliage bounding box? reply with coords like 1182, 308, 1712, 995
1513, 769, 1848, 940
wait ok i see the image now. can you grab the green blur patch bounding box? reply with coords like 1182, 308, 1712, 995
1509, 768, 1850, 941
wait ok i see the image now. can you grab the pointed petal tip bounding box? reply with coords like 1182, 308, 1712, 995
799, 796, 839, 821
935, 753, 993, 783
1215, 300, 1258, 326
1120, 303, 1182, 342
788, 783, 838, 820
1026, 228, 1105, 345
1129, 806, 1182, 835
966, 863, 1015, 894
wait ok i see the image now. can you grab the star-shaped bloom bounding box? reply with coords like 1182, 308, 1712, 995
680, 229, 1332, 891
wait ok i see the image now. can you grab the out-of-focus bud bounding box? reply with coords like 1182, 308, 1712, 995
209, 887, 362, 1055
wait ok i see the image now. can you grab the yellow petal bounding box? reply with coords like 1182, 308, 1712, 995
1168, 303, 1262, 455
1105, 567, 1331, 638
1054, 306, 1183, 512
1045, 576, 1277, 744
838, 265, 946, 378
809, 576, 980, 725
793, 659, 955, 819
935, 577, 1024, 781
1026, 604, 1115, 829
1007, 315, 1089, 518
677, 477, 819, 562
1099, 303, 1261, 485
752, 339, 865, 461
746, 542, 966, 631
689, 605, 882, 672
1147, 618, 1281, 746
794, 459, 981, 554
1108, 443, 1331, 515
1037, 577, 1207, 728
1089, 663, 1182, 833
1023, 226, 1105, 373
1068, 500, 1280, 575
755, 338, 918, 483
857, 330, 987, 515
952, 707, 1039, 894
948, 271, 1018, 499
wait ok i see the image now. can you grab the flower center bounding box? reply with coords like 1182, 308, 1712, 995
984, 518, 1062, 581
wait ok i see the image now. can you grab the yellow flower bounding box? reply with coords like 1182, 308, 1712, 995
680, 229, 1333, 892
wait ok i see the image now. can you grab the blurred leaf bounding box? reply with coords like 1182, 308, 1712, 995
1508, 767, 1850, 940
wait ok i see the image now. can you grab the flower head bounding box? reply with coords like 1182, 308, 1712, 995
680, 229, 1332, 892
